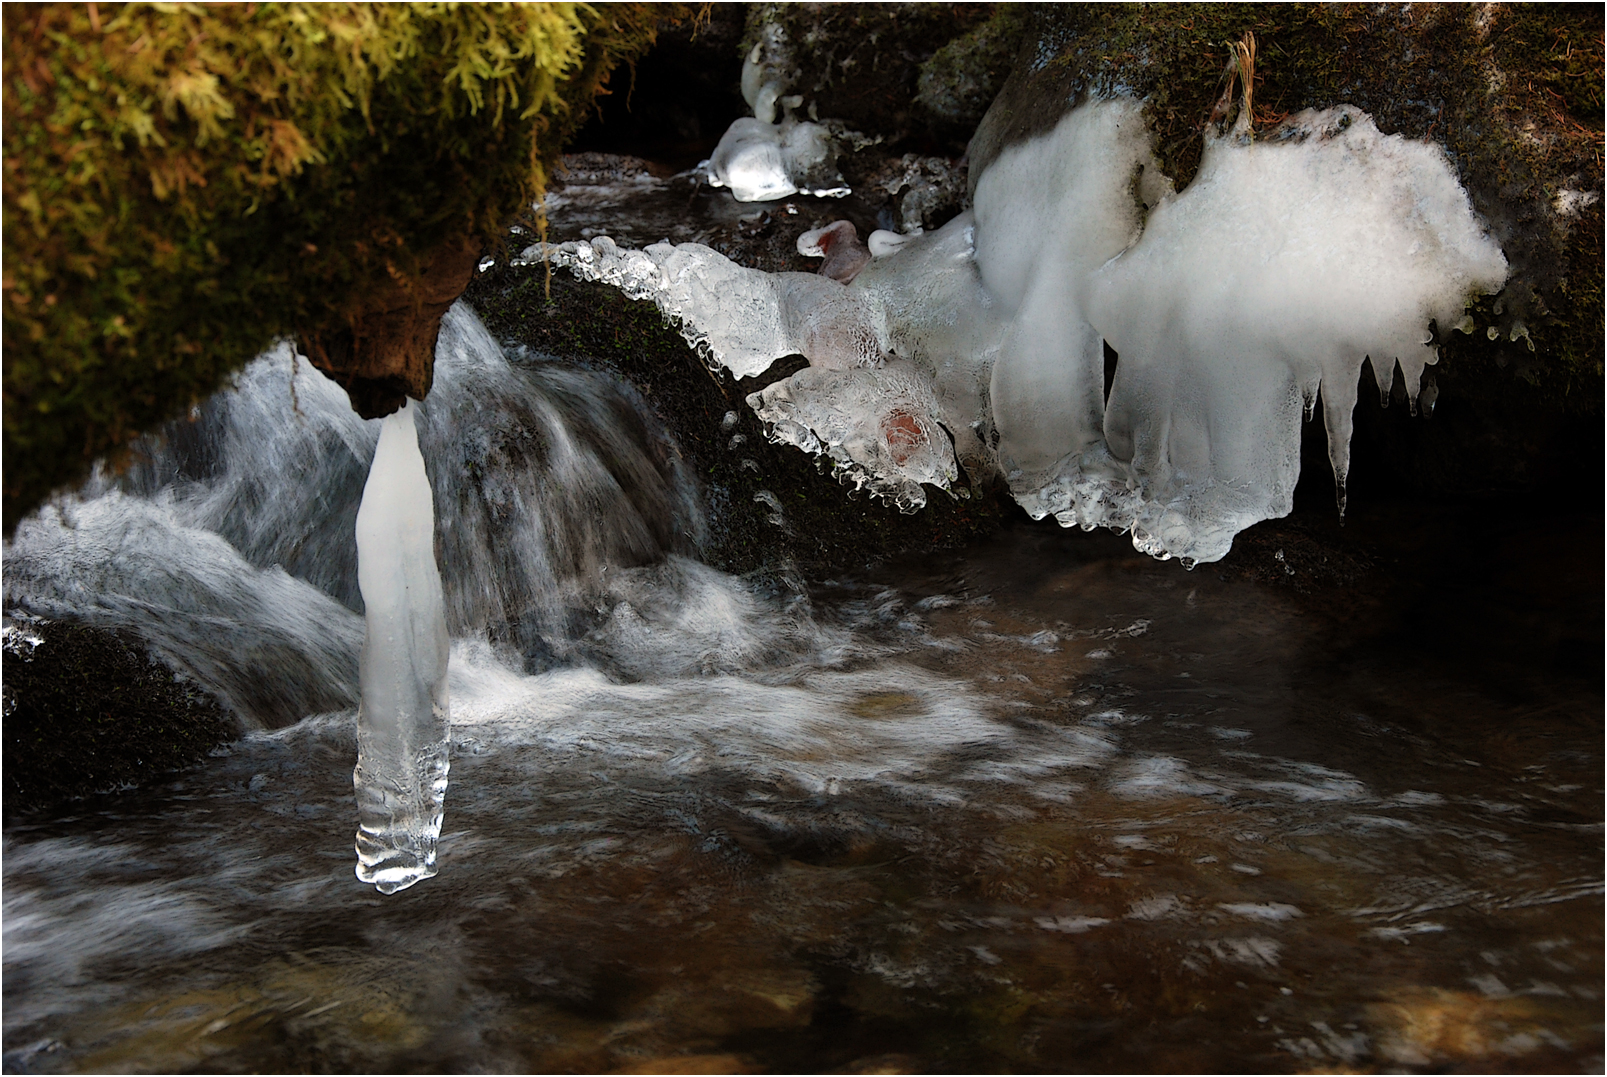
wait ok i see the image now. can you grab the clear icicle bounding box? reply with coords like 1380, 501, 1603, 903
352, 400, 451, 894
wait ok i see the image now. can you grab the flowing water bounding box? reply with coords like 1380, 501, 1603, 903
3, 169, 1601, 1075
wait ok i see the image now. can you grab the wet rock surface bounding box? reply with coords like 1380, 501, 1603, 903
2, 619, 233, 816
463, 264, 1013, 578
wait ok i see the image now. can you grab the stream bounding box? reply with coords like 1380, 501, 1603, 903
4, 505, 1600, 1073
3, 162, 1601, 1075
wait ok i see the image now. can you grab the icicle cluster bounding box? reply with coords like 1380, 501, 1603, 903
548, 99, 1508, 563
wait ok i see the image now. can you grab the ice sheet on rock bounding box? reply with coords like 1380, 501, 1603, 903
542, 236, 787, 378
779, 212, 1008, 501
352, 400, 451, 894
544, 236, 884, 379
551, 217, 1001, 512
970, 99, 1165, 496
1081, 106, 1508, 562
549, 100, 1504, 563
707, 116, 849, 203
869, 154, 970, 234
749, 363, 959, 513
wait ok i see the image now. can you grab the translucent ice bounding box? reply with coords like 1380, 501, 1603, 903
547, 217, 997, 507
706, 41, 849, 203
544, 236, 883, 378
849, 211, 1009, 478
748, 362, 959, 512
708, 116, 849, 202
352, 400, 451, 894
553, 99, 1506, 561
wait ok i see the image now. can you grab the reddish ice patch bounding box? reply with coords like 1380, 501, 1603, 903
880, 409, 925, 466
798, 220, 871, 284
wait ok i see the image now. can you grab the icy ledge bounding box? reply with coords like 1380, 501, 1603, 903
536, 100, 1507, 564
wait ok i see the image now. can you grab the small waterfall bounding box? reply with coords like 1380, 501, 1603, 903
3, 302, 709, 728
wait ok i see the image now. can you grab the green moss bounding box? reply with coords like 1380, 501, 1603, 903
3, 2, 669, 532
914, 5, 1027, 130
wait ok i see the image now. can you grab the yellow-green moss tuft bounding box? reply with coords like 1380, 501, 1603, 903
3, 2, 669, 531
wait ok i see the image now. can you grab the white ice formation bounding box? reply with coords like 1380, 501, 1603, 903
550, 98, 1509, 564
707, 117, 848, 202
352, 400, 452, 894
704, 43, 849, 202
797, 221, 871, 283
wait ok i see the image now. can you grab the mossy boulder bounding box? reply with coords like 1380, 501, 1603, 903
3, 2, 669, 532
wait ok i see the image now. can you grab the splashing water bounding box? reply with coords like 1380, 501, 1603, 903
0, 77, 1593, 1071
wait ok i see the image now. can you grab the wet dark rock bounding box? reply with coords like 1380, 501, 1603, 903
463, 267, 1012, 577
858, 153, 969, 234
741, 3, 1001, 156
2, 619, 233, 817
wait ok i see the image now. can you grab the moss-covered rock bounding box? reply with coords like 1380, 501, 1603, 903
914, 5, 1028, 133
3, 2, 669, 532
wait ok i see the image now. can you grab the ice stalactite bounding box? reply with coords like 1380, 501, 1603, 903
545, 97, 1508, 565
1000, 104, 1509, 562
969, 100, 1166, 520
352, 400, 451, 894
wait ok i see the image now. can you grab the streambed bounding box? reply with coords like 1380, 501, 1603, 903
5, 511, 1599, 1074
